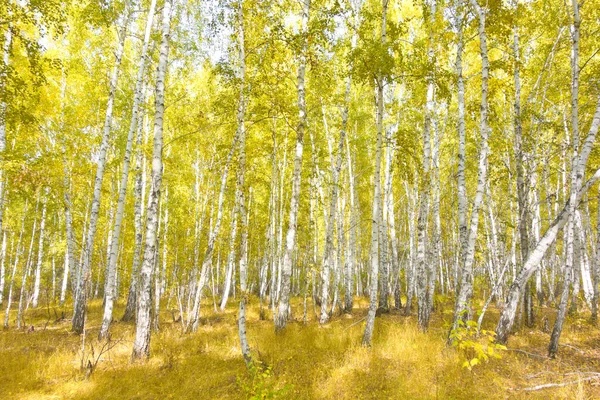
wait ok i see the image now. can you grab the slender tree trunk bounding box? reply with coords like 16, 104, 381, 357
220, 208, 238, 311
274, 0, 310, 331
17, 197, 39, 328
61, 165, 77, 305
379, 128, 390, 312
450, 0, 490, 338
362, 0, 387, 347
0, 230, 6, 305
100, 0, 157, 338
4, 201, 26, 327
188, 130, 241, 332
32, 192, 47, 308
455, 0, 467, 272
345, 133, 356, 313
132, 0, 172, 360
416, 0, 436, 330
0, 28, 12, 249
235, 5, 250, 359
592, 185, 600, 322
320, 83, 348, 324
548, 0, 581, 358
495, 167, 600, 344
122, 91, 148, 321
513, 23, 534, 328
72, 11, 130, 334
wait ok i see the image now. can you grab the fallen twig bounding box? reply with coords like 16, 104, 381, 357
526, 371, 600, 380
518, 375, 600, 391
506, 348, 549, 360
343, 317, 366, 332
560, 343, 584, 354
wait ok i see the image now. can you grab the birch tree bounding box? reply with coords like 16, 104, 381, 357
99, 0, 157, 340
362, 0, 388, 347
450, 0, 490, 337
132, 0, 173, 360
275, 0, 311, 331
72, 9, 130, 335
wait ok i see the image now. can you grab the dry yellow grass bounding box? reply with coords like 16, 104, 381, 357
1, 296, 599, 399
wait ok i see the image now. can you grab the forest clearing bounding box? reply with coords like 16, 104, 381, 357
2, 0, 600, 398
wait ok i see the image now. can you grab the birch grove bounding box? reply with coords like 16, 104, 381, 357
3, 0, 600, 390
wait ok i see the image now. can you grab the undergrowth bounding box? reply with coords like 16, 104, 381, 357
0, 296, 598, 399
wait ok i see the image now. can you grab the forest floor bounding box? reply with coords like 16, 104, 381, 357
1, 295, 600, 399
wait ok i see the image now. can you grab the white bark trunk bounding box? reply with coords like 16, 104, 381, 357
72, 12, 130, 334
132, 0, 172, 360
32, 192, 48, 308
0, 230, 6, 305
362, 0, 387, 346
450, 0, 490, 337
455, 0, 467, 269
100, 0, 157, 338
275, 0, 310, 331
495, 167, 600, 344
4, 201, 26, 327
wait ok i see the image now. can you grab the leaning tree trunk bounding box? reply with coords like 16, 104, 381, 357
188, 123, 241, 332
274, 0, 310, 331
132, 0, 173, 360
449, 0, 490, 339
100, 0, 157, 339
495, 164, 600, 343
362, 0, 388, 347
72, 12, 129, 335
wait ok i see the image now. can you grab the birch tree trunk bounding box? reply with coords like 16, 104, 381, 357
495, 164, 600, 343
0, 230, 6, 305
0, 28, 12, 250
548, 0, 581, 357
344, 133, 356, 313
100, 0, 157, 338
362, 0, 387, 347
31, 191, 47, 308
72, 12, 130, 334
592, 185, 600, 322
450, 0, 490, 337
416, 0, 436, 330
4, 201, 26, 327
61, 163, 77, 305
132, 0, 173, 360
220, 205, 239, 311
320, 79, 348, 324
513, 23, 534, 327
455, 0, 467, 269
188, 127, 240, 332
122, 91, 148, 322
17, 197, 39, 328
236, 2, 250, 362
274, 0, 310, 331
